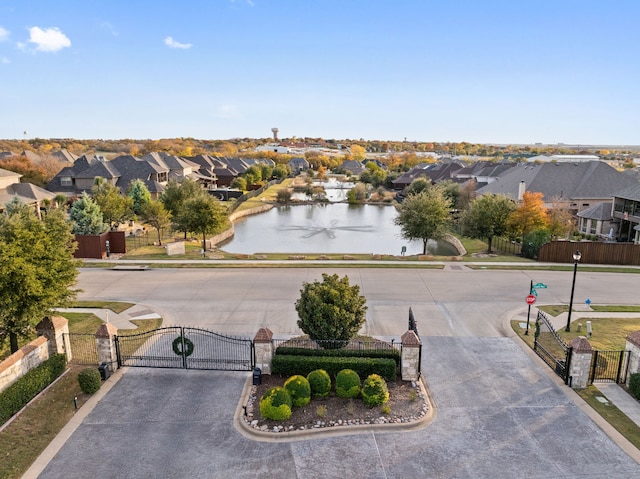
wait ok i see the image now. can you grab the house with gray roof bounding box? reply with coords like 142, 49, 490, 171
51, 149, 79, 163
0, 167, 56, 217
476, 161, 639, 214
612, 182, 640, 243
576, 203, 615, 239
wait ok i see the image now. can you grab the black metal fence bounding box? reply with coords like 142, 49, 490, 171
533, 311, 572, 384
590, 349, 630, 384
408, 307, 419, 337
64, 333, 100, 365
492, 237, 522, 256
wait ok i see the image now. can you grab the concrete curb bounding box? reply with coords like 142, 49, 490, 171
21, 366, 129, 479
233, 373, 435, 442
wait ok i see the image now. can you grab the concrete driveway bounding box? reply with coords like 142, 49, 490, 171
34, 266, 640, 478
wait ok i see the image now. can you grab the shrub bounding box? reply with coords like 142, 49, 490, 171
78, 368, 102, 394
272, 355, 397, 381
630, 373, 640, 400
307, 369, 331, 398
276, 345, 401, 367
361, 374, 390, 407
0, 354, 67, 425
284, 375, 311, 407
336, 369, 361, 398
259, 386, 292, 421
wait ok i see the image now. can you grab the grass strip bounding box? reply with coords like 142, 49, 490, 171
72, 301, 135, 314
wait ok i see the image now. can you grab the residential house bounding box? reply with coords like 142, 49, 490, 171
451, 161, 515, 189
526, 154, 600, 163
391, 162, 463, 191
611, 183, 640, 243
0, 167, 56, 217
476, 161, 639, 214
51, 149, 79, 164
576, 203, 616, 239
339, 159, 366, 176
287, 157, 309, 173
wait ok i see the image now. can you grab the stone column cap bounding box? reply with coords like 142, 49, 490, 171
254, 328, 273, 342
36, 315, 68, 331
401, 330, 421, 346
627, 330, 640, 348
95, 322, 118, 338
570, 336, 593, 352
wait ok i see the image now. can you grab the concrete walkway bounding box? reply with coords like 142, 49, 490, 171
56, 305, 162, 330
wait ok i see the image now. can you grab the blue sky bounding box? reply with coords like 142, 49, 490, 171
1, 1, 638, 145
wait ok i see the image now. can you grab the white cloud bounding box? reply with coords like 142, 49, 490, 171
27, 26, 71, 52
164, 36, 192, 49
1, 57, 9, 64
0, 27, 9, 42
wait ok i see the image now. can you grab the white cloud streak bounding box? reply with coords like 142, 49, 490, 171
1, 57, 9, 64
0, 27, 9, 42
164, 36, 192, 49
27, 26, 71, 52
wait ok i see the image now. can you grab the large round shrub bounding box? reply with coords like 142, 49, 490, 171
361, 374, 390, 407
307, 369, 331, 398
259, 386, 293, 420
335, 369, 361, 399
284, 375, 311, 407
78, 368, 102, 394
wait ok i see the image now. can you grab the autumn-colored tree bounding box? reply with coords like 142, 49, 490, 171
350, 145, 366, 162
506, 191, 549, 240
0, 155, 47, 187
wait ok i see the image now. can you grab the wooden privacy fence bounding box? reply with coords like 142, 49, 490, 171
538, 241, 640, 265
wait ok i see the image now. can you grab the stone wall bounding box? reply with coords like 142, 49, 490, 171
208, 204, 274, 248
568, 336, 593, 389
626, 331, 640, 387
0, 336, 49, 393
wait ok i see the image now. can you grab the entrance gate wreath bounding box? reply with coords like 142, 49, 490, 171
115, 326, 255, 371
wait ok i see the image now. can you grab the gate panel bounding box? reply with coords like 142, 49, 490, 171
183, 327, 254, 371
533, 311, 572, 384
65, 333, 99, 365
117, 326, 184, 368
590, 350, 630, 384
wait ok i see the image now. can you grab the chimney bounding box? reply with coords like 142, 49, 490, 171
518, 181, 526, 201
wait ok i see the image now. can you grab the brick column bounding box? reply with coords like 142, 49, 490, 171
626, 331, 640, 387
36, 315, 72, 361
568, 336, 593, 388
401, 330, 421, 381
254, 328, 273, 375
95, 323, 118, 368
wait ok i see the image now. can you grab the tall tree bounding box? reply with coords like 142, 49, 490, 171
127, 179, 151, 215
138, 199, 172, 246
462, 194, 516, 253
394, 186, 451, 255
69, 192, 108, 235
92, 177, 133, 229
0, 200, 80, 353
507, 191, 549, 241
295, 273, 367, 347
350, 145, 366, 162
176, 194, 226, 251
160, 179, 206, 238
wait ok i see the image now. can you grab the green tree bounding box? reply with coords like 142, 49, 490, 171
176, 194, 226, 251
69, 192, 108, 235
160, 179, 206, 238
394, 186, 451, 255
462, 194, 515, 253
138, 199, 172, 246
244, 165, 263, 185
346, 184, 367, 204
295, 273, 367, 347
272, 164, 290, 179
0, 200, 80, 353
231, 177, 247, 191
127, 179, 151, 215
92, 177, 133, 229
405, 177, 431, 196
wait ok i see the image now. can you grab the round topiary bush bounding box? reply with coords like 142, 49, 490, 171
361, 374, 390, 407
78, 368, 102, 394
284, 375, 311, 407
307, 369, 332, 398
335, 369, 361, 399
259, 386, 293, 420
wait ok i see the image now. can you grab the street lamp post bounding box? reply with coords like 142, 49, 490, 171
565, 250, 582, 332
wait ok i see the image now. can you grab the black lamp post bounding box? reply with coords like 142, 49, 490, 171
565, 250, 582, 332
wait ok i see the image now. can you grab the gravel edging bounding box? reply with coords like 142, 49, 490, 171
233, 374, 435, 442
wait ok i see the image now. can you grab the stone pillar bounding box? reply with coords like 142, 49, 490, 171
36, 315, 72, 361
568, 336, 593, 388
625, 331, 640, 387
95, 323, 118, 368
254, 328, 273, 375
401, 330, 421, 381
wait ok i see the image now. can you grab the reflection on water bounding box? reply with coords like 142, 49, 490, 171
291, 178, 357, 202
221, 204, 459, 255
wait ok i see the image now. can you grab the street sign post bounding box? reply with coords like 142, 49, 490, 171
526, 294, 536, 305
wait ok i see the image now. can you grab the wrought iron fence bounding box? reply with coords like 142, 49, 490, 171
492, 237, 522, 256
533, 310, 572, 384
65, 333, 100, 365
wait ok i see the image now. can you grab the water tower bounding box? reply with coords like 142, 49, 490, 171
271, 128, 279, 141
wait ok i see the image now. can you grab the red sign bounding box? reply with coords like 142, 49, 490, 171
526, 295, 536, 305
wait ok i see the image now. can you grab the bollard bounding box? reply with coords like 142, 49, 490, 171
586, 321, 592, 338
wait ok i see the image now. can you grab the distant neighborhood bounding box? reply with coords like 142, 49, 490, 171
1, 137, 639, 246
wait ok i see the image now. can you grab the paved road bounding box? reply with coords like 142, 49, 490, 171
35, 266, 640, 478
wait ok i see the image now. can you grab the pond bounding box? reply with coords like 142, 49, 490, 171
221, 203, 460, 256
290, 177, 357, 202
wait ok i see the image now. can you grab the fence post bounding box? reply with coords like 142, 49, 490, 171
401, 330, 421, 381
36, 316, 72, 361
568, 336, 593, 388
253, 328, 273, 375
95, 323, 118, 369
625, 331, 640, 387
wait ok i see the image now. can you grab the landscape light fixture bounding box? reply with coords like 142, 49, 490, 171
565, 250, 581, 332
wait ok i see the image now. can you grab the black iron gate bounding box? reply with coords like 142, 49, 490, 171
115, 326, 254, 371
589, 349, 630, 384
533, 311, 573, 384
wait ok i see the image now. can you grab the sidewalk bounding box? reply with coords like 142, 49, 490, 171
56, 304, 161, 330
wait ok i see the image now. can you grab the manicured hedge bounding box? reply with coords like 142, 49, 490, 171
272, 355, 396, 381
0, 353, 67, 425
276, 346, 400, 366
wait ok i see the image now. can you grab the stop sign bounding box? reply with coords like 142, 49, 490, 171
526, 294, 536, 305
